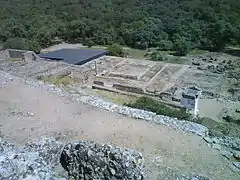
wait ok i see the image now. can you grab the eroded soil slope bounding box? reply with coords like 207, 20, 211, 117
0, 74, 238, 179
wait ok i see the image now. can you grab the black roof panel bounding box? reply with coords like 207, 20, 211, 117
39, 48, 108, 65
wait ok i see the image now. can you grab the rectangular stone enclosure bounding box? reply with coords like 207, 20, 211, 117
94, 57, 189, 96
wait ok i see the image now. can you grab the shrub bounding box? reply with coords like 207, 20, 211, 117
173, 35, 190, 56
157, 40, 173, 51
38, 75, 76, 86
134, 42, 148, 50
3, 38, 28, 50
150, 51, 166, 61
223, 115, 240, 125
85, 40, 96, 48
26, 39, 42, 53
125, 96, 190, 120
107, 44, 125, 57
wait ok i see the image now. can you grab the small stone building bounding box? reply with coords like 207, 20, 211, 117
181, 86, 202, 115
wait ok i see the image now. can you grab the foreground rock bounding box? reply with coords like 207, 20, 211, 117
0, 137, 145, 180
0, 137, 64, 180
60, 141, 145, 180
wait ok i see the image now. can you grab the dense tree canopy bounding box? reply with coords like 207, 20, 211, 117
0, 0, 239, 52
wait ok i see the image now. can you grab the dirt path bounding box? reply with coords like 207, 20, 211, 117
0, 77, 238, 179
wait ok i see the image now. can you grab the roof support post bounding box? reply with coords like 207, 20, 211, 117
95, 60, 98, 76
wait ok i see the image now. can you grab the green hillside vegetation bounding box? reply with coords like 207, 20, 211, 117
0, 0, 239, 53
125, 96, 191, 120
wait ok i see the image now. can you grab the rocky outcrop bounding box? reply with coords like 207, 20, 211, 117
203, 136, 240, 173
0, 137, 146, 180
0, 137, 214, 180
0, 137, 64, 180
60, 141, 145, 180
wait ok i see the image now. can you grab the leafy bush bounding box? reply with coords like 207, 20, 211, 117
37, 75, 76, 86
3, 38, 28, 50
26, 39, 41, 53
157, 40, 173, 51
223, 115, 240, 125
134, 42, 148, 50
125, 96, 190, 120
85, 40, 96, 48
150, 51, 166, 61
107, 44, 125, 57
173, 35, 191, 56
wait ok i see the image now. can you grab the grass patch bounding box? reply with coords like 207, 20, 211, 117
144, 50, 188, 64
85, 45, 107, 50
83, 45, 147, 59
196, 117, 240, 137
94, 90, 136, 105
125, 96, 191, 119
123, 48, 147, 59
125, 96, 240, 137
37, 75, 76, 86
188, 49, 209, 55
224, 46, 240, 57
164, 55, 188, 64
8, 58, 23, 62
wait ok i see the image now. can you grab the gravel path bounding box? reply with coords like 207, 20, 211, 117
0, 74, 238, 179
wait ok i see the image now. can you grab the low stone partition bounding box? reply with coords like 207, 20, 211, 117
109, 72, 138, 80
8, 49, 26, 59
7, 49, 40, 62
93, 80, 104, 86
113, 83, 144, 94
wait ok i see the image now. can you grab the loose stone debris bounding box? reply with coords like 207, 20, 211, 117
0, 137, 64, 180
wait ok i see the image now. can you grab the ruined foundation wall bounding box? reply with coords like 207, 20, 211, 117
113, 84, 144, 94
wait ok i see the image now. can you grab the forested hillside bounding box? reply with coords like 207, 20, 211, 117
0, 0, 239, 53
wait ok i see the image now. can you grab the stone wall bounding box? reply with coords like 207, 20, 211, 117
7, 49, 40, 62
8, 49, 26, 59
93, 80, 104, 86
109, 72, 138, 80
113, 84, 144, 94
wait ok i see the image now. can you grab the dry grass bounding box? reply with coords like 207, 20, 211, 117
37, 75, 76, 86
8, 58, 23, 62
93, 89, 137, 105
188, 49, 209, 55
124, 48, 147, 59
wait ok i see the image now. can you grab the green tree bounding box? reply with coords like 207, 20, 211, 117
157, 40, 173, 51
107, 44, 125, 57
0, 0, 239, 51
3, 38, 28, 50
65, 20, 86, 41
26, 39, 42, 53
84, 39, 96, 48
209, 19, 236, 51
173, 35, 190, 56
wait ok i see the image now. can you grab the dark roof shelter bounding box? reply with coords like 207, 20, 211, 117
39, 48, 108, 65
